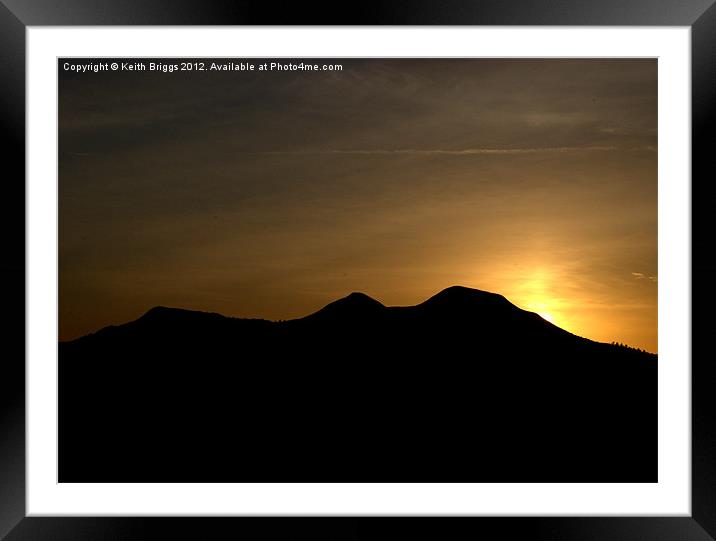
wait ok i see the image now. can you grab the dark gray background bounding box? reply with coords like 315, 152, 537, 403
2, 1, 715, 540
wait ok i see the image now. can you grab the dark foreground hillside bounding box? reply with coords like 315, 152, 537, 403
59, 286, 656, 482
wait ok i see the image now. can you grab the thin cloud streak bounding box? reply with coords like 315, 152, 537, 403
253, 145, 655, 156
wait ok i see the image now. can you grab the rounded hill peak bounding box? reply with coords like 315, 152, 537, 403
426, 285, 508, 302
345, 291, 381, 303
419, 286, 514, 312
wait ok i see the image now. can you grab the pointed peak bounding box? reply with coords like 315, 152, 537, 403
328, 291, 385, 309
306, 291, 385, 320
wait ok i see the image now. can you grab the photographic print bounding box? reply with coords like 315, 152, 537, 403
58, 58, 657, 483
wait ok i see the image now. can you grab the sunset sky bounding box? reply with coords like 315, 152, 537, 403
59, 59, 657, 351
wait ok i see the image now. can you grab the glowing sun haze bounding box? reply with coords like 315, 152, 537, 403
59, 59, 657, 352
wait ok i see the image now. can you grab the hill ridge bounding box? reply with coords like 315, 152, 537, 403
62, 286, 654, 355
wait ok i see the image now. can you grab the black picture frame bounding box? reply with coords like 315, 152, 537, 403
1, 1, 714, 539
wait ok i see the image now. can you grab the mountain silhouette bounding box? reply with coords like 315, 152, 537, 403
59, 286, 656, 483
302, 291, 386, 322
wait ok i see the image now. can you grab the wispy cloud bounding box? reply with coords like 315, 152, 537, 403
632, 272, 657, 283
252, 146, 641, 156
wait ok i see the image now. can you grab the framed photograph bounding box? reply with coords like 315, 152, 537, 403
2, 1, 713, 540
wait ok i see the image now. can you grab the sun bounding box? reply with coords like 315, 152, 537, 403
538, 311, 555, 323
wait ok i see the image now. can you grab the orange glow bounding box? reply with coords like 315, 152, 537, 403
59, 59, 657, 353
